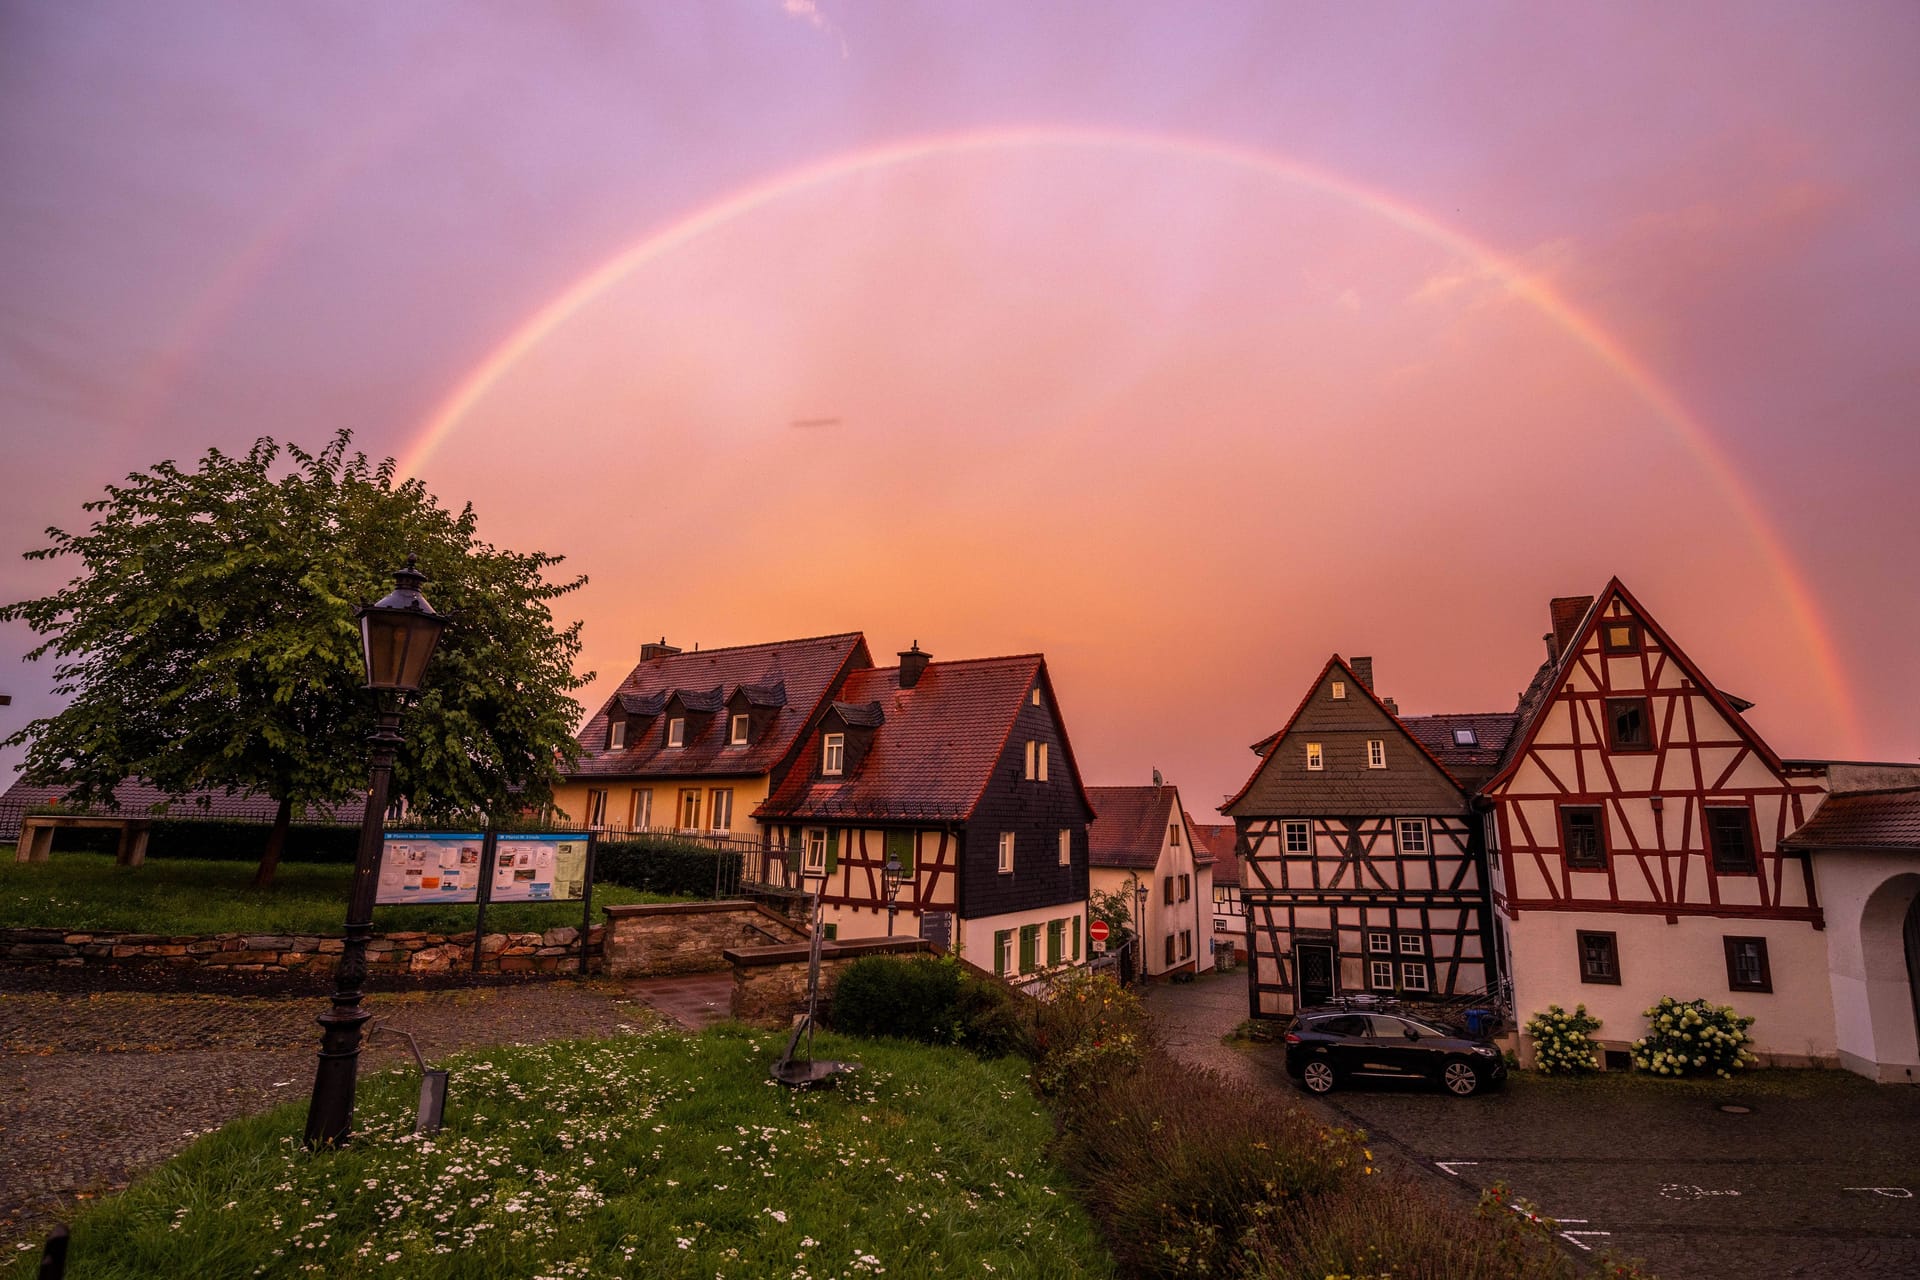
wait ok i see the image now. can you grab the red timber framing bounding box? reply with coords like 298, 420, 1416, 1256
1240, 814, 1490, 1018
771, 824, 962, 925
1484, 580, 1826, 927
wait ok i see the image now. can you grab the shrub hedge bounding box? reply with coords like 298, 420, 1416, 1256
36, 818, 360, 863
592, 835, 742, 898
829, 953, 1032, 1057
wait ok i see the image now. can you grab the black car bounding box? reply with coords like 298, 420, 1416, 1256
1284, 1006, 1506, 1097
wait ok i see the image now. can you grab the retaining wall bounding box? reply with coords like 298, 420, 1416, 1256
601, 900, 808, 978
0, 924, 603, 979
724, 935, 930, 1028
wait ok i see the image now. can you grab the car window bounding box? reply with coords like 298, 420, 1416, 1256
1403, 1017, 1449, 1037
1369, 1015, 1417, 1038
1314, 1015, 1369, 1037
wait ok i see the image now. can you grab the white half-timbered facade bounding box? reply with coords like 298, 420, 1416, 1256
1484, 581, 1835, 1064
1225, 655, 1498, 1018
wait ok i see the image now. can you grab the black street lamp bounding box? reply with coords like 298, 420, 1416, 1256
881, 851, 904, 937
305, 556, 447, 1149
1134, 878, 1149, 978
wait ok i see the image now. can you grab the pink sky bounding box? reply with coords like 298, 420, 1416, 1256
2, 3, 1916, 811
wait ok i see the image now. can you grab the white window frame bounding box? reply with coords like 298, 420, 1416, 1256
1452, 727, 1478, 747
1306, 742, 1323, 771
1397, 819, 1428, 854
998, 831, 1015, 874
1058, 829, 1071, 866
804, 829, 828, 874
1367, 739, 1386, 769
1400, 961, 1430, 993
1038, 742, 1048, 781
1398, 933, 1425, 956
667, 717, 685, 748
585, 789, 608, 828
709, 788, 732, 833
997, 930, 1015, 974
1367, 930, 1393, 954
823, 732, 845, 776
628, 788, 651, 831
1283, 820, 1310, 854
729, 713, 749, 746
1331, 681, 1346, 700
1025, 740, 1048, 781
608, 720, 627, 750
1369, 959, 1395, 989
677, 788, 699, 831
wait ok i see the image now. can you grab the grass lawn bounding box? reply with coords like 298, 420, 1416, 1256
6, 1025, 1111, 1280
0, 852, 677, 936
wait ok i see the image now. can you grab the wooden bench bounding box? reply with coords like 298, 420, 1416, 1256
14, 814, 154, 867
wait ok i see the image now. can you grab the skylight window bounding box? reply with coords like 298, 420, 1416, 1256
1452, 727, 1478, 747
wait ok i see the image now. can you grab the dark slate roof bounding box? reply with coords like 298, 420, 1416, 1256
1400, 713, 1519, 789
831, 700, 886, 728
672, 686, 726, 714
1781, 788, 1920, 852
571, 632, 869, 780
1085, 785, 1176, 870
1224, 654, 1468, 819
0, 778, 360, 841
756, 655, 1093, 824
739, 681, 788, 709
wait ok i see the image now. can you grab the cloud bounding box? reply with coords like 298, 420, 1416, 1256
779, 0, 849, 56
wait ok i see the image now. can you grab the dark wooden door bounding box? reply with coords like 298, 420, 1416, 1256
1903, 893, 1920, 1049
1296, 943, 1336, 1007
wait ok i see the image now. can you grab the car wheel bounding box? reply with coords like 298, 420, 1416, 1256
1301, 1060, 1336, 1094
1441, 1059, 1481, 1097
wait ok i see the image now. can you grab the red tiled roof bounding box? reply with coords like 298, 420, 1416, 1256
569, 633, 868, 781
0, 778, 360, 840
755, 655, 1092, 824
1190, 821, 1237, 864
1085, 785, 1177, 870
1781, 788, 1920, 852
1181, 811, 1217, 866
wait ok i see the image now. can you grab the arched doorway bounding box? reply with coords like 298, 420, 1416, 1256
1850, 873, 1920, 1081
1905, 892, 1920, 1054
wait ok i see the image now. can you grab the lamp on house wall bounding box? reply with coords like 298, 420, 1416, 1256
881, 851, 904, 937
306, 556, 448, 1149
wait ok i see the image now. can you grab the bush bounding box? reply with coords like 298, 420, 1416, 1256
1525, 1003, 1603, 1074
1032, 969, 1152, 1107
593, 834, 741, 897
1053, 1054, 1365, 1278
1630, 996, 1756, 1078
827, 954, 1034, 1058
31, 817, 360, 863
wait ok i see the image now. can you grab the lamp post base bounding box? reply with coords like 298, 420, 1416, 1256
304, 1003, 374, 1148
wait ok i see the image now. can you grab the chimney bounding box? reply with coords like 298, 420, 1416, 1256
1349, 656, 1374, 690
1544, 632, 1559, 662
898, 641, 931, 689
641, 636, 682, 662
1383, 697, 1399, 716
1549, 596, 1594, 659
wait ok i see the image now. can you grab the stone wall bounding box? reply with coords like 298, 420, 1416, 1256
602, 901, 808, 978
0, 924, 603, 979
726, 936, 930, 1028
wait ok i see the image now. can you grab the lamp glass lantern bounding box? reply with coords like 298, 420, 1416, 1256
358, 558, 447, 692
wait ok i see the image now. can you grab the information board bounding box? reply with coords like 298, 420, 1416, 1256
375, 833, 486, 905
487, 833, 590, 903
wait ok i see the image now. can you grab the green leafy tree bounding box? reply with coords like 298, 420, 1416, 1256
2, 432, 590, 886
1088, 885, 1139, 941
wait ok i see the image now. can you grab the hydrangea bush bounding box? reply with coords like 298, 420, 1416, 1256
1523, 1004, 1602, 1074
1630, 996, 1756, 1077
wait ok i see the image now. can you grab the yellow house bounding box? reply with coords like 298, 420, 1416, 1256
552, 633, 871, 842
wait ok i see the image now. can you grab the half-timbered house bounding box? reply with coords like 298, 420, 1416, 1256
1193, 822, 1246, 958
1224, 655, 1497, 1018
1483, 581, 1835, 1065
754, 646, 1095, 975
1086, 783, 1214, 977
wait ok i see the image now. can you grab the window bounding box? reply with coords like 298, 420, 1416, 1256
627, 789, 651, 831
1019, 923, 1039, 974
1724, 936, 1772, 993
1283, 821, 1310, 854
1397, 819, 1428, 854
1605, 697, 1653, 751
1331, 681, 1346, 700
823, 732, 844, 776
1367, 931, 1392, 954
585, 789, 608, 828
1306, 742, 1323, 771
1163, 875, 1175, 905
677, 788, 700, 831
1179, 930, 1192, 961
1398, 933, 1425, 956
804, 829, 828, 874
1057, 829, 1071, 867
1367, 739, 1386, 769
608, 720, 627, 750
995, 929, 1014, 975
998, 832, 1015, 874
1369, 959, 1395, 989
1706, 807, 1757, 874
885, 829, 915, 876
729, 713, 749, 746
1178, 873, 1191, 902
1169, 823, 1181, 847
708, 788, 733, 833
1400, 962, 1430, 993
1561, 806, 1607, 870
1165, 934, 1176, 965
667, 716, 685, 748
1047, 918, 1064, 967
1031, 688, 1042, 706
1602, 619, 1641, 654
1577, 930, 1620, 984
1024, 740, 1049, 781
1215, 918, 1228, 933
1452, 726, 1478, 747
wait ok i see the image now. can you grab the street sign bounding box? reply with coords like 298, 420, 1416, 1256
1089, 919, 1110, 944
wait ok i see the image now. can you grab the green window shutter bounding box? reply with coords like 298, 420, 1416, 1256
785, 828, 801, 875
1019, 924, 1037, 974
824, 922, 838, 941
825, 829, 840, 874
1073, 916, 1082, 962
994, 929, 1010, 975
886, 829, 914, 875
1047, 919, 1062, 966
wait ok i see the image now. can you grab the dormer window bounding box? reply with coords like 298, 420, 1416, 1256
1306, 742, 1323, 771
608, 720, 627, 750
1452, 727, 1478, 747
823, 732, 845, 776
1367, 740, 1386, 769
667, 717, 685, 748
730, 713, 749, 746
1331, 681, 1346, 700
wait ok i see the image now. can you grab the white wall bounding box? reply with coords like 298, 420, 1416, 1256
1812, 854, 1920, 1083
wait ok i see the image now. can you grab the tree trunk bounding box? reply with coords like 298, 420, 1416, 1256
252, 795, 293, 889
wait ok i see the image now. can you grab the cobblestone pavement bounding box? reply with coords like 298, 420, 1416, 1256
1142, 970, 1920, 1279
0, 981, 659, 1255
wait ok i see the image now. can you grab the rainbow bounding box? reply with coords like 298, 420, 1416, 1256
394, 125, 1861, 751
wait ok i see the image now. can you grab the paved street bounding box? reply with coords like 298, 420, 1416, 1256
1144, 969, 1920, 1279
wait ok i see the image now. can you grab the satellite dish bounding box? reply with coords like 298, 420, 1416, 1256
1152, 768, 1163, 788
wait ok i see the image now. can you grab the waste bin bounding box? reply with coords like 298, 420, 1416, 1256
1462, 1008, 1496, 1038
